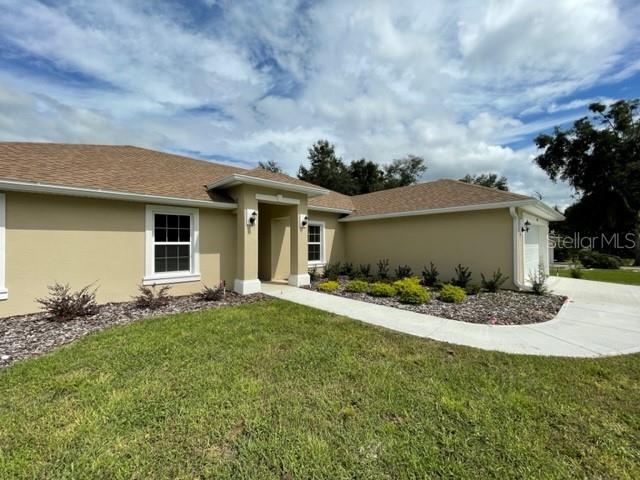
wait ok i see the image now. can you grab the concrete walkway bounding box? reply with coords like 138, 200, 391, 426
262, 277, 640, 357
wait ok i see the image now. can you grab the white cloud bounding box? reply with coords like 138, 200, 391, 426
0, 0, 637, 208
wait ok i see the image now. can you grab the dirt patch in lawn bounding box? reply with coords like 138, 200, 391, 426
309, 279, 566, 326
0, 292, 266, 368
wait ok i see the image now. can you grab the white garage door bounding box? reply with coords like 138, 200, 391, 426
524, 225, 541, 284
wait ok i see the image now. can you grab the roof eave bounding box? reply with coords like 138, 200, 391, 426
308, 205, 353, 214
207, 174, 330, 197
0, 179, 238, 210
338, 199, 543, 222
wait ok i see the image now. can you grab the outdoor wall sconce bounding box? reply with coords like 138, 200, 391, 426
300, 214, 309, 228
246, 209, 258, 226
521, 219, 531, 233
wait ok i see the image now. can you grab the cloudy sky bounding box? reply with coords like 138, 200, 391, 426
0, 0, 639, 207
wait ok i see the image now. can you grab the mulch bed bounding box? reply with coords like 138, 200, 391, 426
309, 279, 567, 326
0, 292, 266, 369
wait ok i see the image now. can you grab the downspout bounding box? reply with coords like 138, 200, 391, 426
509, 207, 526, 290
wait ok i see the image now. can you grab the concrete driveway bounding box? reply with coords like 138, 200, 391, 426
262, 277, 640, 358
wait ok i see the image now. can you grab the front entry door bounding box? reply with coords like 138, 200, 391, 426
270, 217, 291, 281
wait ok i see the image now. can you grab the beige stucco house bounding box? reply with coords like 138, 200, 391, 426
0, 143, 563, 316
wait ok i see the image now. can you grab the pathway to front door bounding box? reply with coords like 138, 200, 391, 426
262, 277, 640, 358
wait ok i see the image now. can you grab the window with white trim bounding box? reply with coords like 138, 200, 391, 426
144, 205, 200, 285
308, 222, 324, 264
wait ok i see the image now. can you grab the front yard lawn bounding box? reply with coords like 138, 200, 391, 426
553, 267, 640, 286
1, 300, 638, 478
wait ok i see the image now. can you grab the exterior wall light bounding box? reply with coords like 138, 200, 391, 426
521, 219, 531, 233
300, 214, 309, 228
246, 209, 258, 226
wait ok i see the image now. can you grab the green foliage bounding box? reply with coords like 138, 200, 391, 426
421, 262, 439, 286
308, 265, 320, 282
36, 283, 99, 321
393, 277, 429, 304
197, 281, 226, 301
323, 262, 341, 280
368, 282, 397, 297
569, 265, 583, 279
578, 250, 622, 269
257, 159, 282, 173
382, 155, 427, 189
465, 283, 481, 295
439, 284, 466, 303
529, 264, 549, 296
451, 264, 472, 288
480, 269, 509, 292
355, 263, 371, 279
376, 258, 390, 279
340, 262, 354, 277
317, 281, 339, 293
344, 279, 369, 293
394, 264, 413, 279
348, 158, 385, 194
459, 173, 509, 191
134, 284, 171, 309
297, 140, 353, 195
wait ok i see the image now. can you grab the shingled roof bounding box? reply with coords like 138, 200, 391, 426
0, 142, 556, 219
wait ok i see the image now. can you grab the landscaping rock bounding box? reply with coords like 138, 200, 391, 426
0, 292, 266, 368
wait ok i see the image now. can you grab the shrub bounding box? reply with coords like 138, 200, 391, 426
376, 258, 390, 279
134, 284, 171, 309
323, 262, 341, 280
36, 283, 99, 321
393, 278, 429, 304
578, 250, 621, 269
340, 262, 355, 277
356, 263, 371, 279
309, 265, 320, 282
421, 262, 439, 286
439, 284, 466, 303
345, 279, 369, 293
480, 269, 509, 292
197, 281, 225, 301
529, 263, 549, 296
317, 280, 339, 293
569, 264, 583, 279
368, 282, 396, 297
465, 283, 481, 295
394, 265, 413, 279
451, 264, 472, 288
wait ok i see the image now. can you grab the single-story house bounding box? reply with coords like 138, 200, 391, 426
0, 142, 563, 316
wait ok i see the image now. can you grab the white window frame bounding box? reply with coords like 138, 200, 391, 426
144, 205, 200, 285
0, 193, 7, 300
307, 221, 325, 266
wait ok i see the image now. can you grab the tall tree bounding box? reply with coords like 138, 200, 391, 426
383, 155, 427, 189
534, 99, 640, 264
298, 140, 353, 194
258, 160, 282, 173
459, 173, 509, 191
348, 158, 385, 194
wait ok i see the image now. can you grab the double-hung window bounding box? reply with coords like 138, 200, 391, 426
308, 221, 324, 264
144, 205, 200, 285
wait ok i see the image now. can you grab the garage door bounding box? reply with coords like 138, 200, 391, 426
524, 225, 540, 284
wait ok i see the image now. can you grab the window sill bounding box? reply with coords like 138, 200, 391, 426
0, 288, 8, 300
308, 261, 325, 266
142, 273, 201, 286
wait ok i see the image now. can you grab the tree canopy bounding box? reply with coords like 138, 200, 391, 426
459, 173, 509, 191
258, 160, 282, 173
534, 99, 640, 262
298, 140, 427, 195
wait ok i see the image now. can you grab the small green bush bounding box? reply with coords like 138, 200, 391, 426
569, 265, 583, 278
36, 282, 99, 321
394, 265, 413, 279
345, 279, 369, 293
480, 269, 509, 292
369, 282, 396, 297
197, 281, 225, 301
465, 283, 481, 295
317, 280, 339, 293
421, 262, 439, 286
578, 250, 621, 269
356, 263, 371, 279
340, 262, 355, 277
376, 258, 390, 279
393, 278, 430, 304
529, 264, 549, 296
451, 264, 472, 288
439, 284, 466, 303
323, 262, 341, 280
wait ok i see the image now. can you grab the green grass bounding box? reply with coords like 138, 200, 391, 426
1, 300, 639, 479
553, 267, 640, 285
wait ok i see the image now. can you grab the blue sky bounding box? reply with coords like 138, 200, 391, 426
0, 0, 638, 207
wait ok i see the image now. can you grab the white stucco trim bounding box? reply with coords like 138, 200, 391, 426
288, 273, 310, 287
207, 174, 329, 197
509, 207, 526, 290
0, 179, 237, 210
307, 220, 325, 266
0, 193, 7, 300
308, 205, 353, 214
144, 205, 200, 286
255, 193, 300, 205
233, 278, 262, 294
